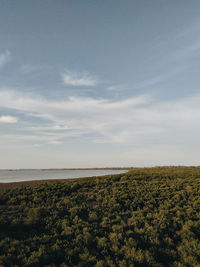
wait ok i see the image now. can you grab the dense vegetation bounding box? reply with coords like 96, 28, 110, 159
0, 167, 199, 267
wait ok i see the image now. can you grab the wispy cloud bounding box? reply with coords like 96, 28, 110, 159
48, 140, 63, 145
0, 50, 11, 68
135, 66, 186, 90
0, 115, 18, 123
0, 89, 200, 146
61, 70, 97, 86
134, 21, 200, 92
106, 84, 125, 91
19, 64, 42, 75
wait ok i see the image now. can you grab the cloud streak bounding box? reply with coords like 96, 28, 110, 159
0, 115, 18, 123
0, 89, 200, 147
62, 71, 97, 86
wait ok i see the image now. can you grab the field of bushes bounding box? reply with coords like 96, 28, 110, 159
0, 167, 199, 266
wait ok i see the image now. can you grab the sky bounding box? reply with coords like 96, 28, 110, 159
0, 0, 200, 169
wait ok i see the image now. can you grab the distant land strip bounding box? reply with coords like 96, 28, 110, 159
1, 167, 132, 171
0, 172, 129, 193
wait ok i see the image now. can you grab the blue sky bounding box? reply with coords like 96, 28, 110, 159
0, 0, 200, 168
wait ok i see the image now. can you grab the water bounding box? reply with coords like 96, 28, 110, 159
0, 169, 128, 183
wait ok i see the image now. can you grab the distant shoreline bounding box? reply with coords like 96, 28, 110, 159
0, 169, 129, 190
0, 167, 131, 171
0, 166, 199, 192
1, 166, 199, 171
0, 171, 129, 193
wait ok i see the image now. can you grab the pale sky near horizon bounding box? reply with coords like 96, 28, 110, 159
0, 0, 200, 169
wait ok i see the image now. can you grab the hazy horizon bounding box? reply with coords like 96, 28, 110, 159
1, 0, 200, 168
1, 165, 200, 171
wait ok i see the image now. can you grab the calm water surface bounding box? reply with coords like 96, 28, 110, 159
0, 169, 127, 183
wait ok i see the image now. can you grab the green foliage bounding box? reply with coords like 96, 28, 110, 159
0, 167, 200, 266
